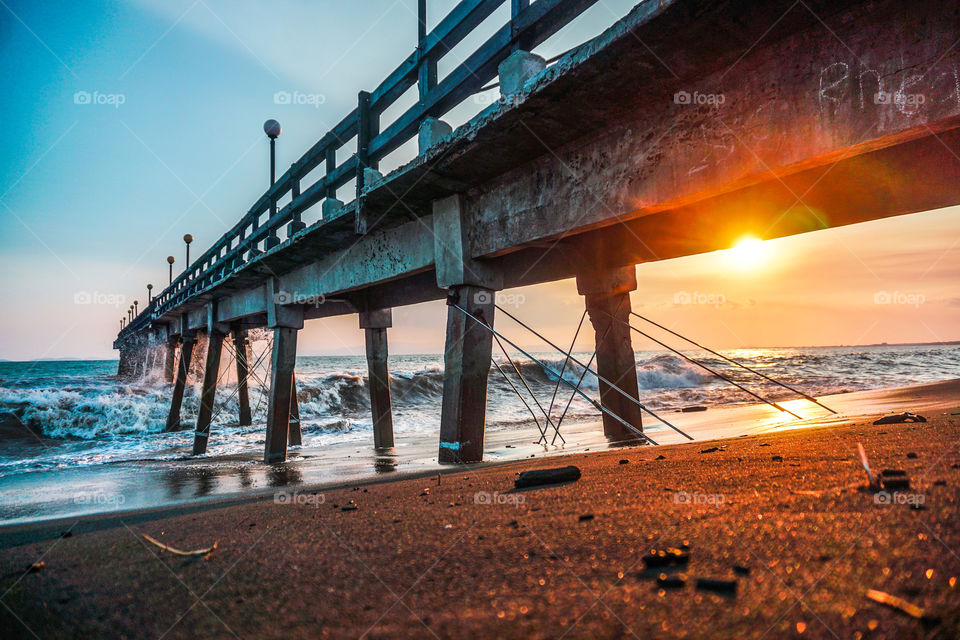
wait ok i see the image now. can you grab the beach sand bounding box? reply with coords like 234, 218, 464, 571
1, 380, 958, 638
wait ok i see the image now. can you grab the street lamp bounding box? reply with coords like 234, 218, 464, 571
167, 256, 175, 284
134, 300, 139, 316
147, 284, 153, 304
183, 234, 193, 269
263, 119, 281, 185
128, 305, 133, 322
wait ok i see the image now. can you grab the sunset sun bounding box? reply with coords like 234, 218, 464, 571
727, 236, 770, 270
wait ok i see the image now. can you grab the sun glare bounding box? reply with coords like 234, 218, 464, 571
727, 236, 769, 270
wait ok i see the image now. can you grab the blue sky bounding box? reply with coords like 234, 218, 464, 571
1, 0, 958, 360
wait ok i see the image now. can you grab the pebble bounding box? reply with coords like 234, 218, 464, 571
696, 577, 737, 594
657, 573, 686, 588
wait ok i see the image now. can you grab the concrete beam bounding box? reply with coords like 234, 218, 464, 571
433, 195, 502, 290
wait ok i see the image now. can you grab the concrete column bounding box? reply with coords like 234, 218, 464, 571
439, 286, 495, 464
361, 309, 394, 449
264, 327, 298, 463
192, 330, 225, 455
577, 266, 643, 441
163, 340, 176, 383
233, 329, 253, 426
264, 278, 304, 463
288, 372, 302, 447
165, 337, 195, 431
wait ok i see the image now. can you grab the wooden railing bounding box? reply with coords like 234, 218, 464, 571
121, 0, 600, 338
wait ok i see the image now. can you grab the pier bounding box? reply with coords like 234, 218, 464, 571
114, 0, 960, 464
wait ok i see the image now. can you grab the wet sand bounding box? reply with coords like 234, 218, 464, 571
1, 380, 958, 638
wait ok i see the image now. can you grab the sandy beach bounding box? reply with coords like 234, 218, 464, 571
1, 380, 958, 639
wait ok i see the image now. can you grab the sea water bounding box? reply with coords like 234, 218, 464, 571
1, 344, 957, 524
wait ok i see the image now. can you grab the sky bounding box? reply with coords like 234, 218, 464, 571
0, 0, 958, 361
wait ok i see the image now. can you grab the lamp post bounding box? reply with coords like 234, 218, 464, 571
147, 284, 153, 304
264, 119, 281, 185
167, 256, 175, 284
263, 119, 282, 250
134, 300, 139, 316
183, 234, 193, 270
128, 306, 133, 322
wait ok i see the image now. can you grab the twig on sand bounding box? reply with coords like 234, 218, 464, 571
857, 443, 877, 488
142, 534, 218, 559
866, 589, 937, 623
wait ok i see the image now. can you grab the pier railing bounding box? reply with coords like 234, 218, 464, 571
120, 0, 600, 339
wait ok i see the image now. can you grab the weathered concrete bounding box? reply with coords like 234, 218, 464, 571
418, 117, 453, 154
264, 327, 298, 463
360, 309, 394, 449
192, 329, 225, 455
165, 337, 194, 432
577, 267, 643, 441
497, 50, 546, 97
233, 329, 253, 426
163, 340, 176, 383
439, 286, 495, 464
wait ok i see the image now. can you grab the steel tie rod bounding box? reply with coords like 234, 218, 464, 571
598, 309, 804, 420
493, 304, 694, 440
630, 311, 837, 415
453, 304, 662, 446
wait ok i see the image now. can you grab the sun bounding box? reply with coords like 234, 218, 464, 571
727, 236, 769, 270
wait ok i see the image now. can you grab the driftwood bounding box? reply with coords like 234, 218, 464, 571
514, 466, 581, 489
142, 533, 218, 559
866, 589, 938, 623
873, 412, 927, 425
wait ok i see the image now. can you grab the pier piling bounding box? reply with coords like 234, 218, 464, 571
439, 286, 495, 463
577, 267, 643, 441
165, 336, 195, 431
192, 329, 225, 455
361, 309, 394, 449
233, 329, 253, 426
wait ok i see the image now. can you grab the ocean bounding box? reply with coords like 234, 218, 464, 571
1, 343, 958, 524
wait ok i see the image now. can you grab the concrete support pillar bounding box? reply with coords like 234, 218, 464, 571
577, 266, 643, 441
165, 337, 195, 431
439, 286, 495, 464
360, 309, 394, 449
264, 327, 298, 463
233, 329, 253, 426
163, 340, 176, 383
264, 279, 304, 463
192, 330, 225, 455
288, 372, 302, 447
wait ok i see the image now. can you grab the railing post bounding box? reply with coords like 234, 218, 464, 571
288, 178, 305, 236
417, 0, 437, 108
355, 91, 380, 234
